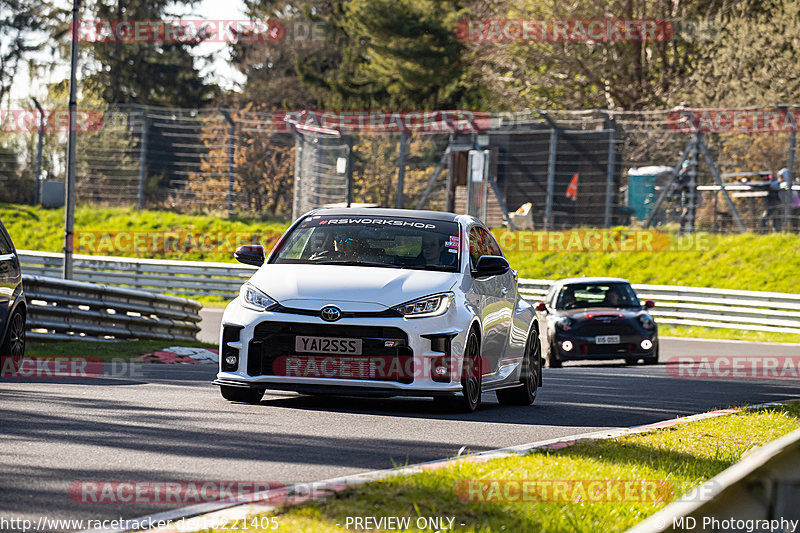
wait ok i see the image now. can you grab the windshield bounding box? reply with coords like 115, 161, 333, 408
555, 282, 641, 310
270, 215, 461, 272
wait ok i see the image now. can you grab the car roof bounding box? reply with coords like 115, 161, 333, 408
555, 277, 631, 286
306, 207, 466, 223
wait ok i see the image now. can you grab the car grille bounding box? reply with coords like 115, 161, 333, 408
247, 322, 413, 383
571, 322, 639, 336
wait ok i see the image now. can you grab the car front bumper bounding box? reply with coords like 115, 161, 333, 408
214, 297, 475, 395
553, 333, 657, 361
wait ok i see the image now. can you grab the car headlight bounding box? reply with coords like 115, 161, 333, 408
240, 283, 277, 311
393, 292, 454, 318
556, 316, 574, 331
639, 315, 655, 330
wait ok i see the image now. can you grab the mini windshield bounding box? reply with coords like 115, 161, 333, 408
556, 283, 641, 310
270, 215, 461, 272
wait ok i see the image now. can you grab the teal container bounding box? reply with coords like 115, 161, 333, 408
626, 166, 672, 221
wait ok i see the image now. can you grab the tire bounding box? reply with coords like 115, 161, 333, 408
436, 329, 482, 413
220, 385, 265, 404
497, 329, 540, 406
624, 357, 638, 365
546, 342, 562, 368
1, 309, 25, 375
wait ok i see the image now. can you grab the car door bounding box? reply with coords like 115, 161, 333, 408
468, 225, 514, 376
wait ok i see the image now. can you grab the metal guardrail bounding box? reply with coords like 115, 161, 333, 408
23, 274, 202, 342
512, 280, 800, 335
628, 424, 800, 533
18, 250, 256, 298
18, 250, 800, 335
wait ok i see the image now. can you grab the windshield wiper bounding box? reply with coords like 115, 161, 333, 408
313, 260, 401, 268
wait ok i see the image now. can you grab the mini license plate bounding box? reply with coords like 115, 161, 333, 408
295, 335, 363, 355
595, 335, 621, 345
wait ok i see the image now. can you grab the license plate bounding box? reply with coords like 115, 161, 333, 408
295, 336, 362, 355
595, 335, 620, 345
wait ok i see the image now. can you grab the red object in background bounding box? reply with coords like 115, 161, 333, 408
566, 173, 579, 200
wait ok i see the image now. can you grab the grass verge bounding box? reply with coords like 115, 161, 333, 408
0, 203, 286, 263
25, 339, 217, 362
202, 403, 800, 533
3, 204, 799, 293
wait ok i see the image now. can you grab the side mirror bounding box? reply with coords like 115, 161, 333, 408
535, 301, 547, 312
644, 299, 655, 309
473, 255, 510, 277
234, 244, 265, 267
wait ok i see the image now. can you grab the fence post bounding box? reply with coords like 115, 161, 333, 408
603, 115, 616, 228
445, 137, 456, 212
545, 128, 558, 230
786, 127, 796, 231
396, 131, 409, 209
220, 109, 235, 218
686, 133, 699, 233
31, 97, 45, 206
137, 108, 148, 210
345, 134, 353, 207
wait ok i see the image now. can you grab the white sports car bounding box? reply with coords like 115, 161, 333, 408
213, 208, 541, 412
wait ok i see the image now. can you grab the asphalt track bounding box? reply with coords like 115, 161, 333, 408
3, 335, 800, 531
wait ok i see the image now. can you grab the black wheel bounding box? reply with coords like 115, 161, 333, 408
436, 329, 482, 413
1, 309, 25, 374
624, 357, 638, 365
220, 385, 265, 404
497, 329, 540, 406
546, 342, 562, 368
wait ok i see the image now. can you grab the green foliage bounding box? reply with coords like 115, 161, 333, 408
291, 0, 483, 110
498, 230, 800, 294
26, 339, 215, 361
78, 0, 217, 107
0, 0, 57, 102
678, 0, 800, 106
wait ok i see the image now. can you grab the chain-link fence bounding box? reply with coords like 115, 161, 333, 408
2, 106, 798, 232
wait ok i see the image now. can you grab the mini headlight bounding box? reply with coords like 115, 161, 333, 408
639, 315, 655, 329
556, 316, 573, 331
393, 292, 454, 318
240, 283, 277, 311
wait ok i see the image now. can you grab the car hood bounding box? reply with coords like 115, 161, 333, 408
247, 264, 459, 310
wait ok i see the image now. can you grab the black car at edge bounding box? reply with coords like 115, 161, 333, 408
535, 277, 658, 368
0, 218, 25, 372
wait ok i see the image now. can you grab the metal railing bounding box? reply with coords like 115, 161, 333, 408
19, 250, 256, 298
18, 250, 800, 335
628, 416, 800, 533
510, 280, 800, 335
24, 274, 202, 342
